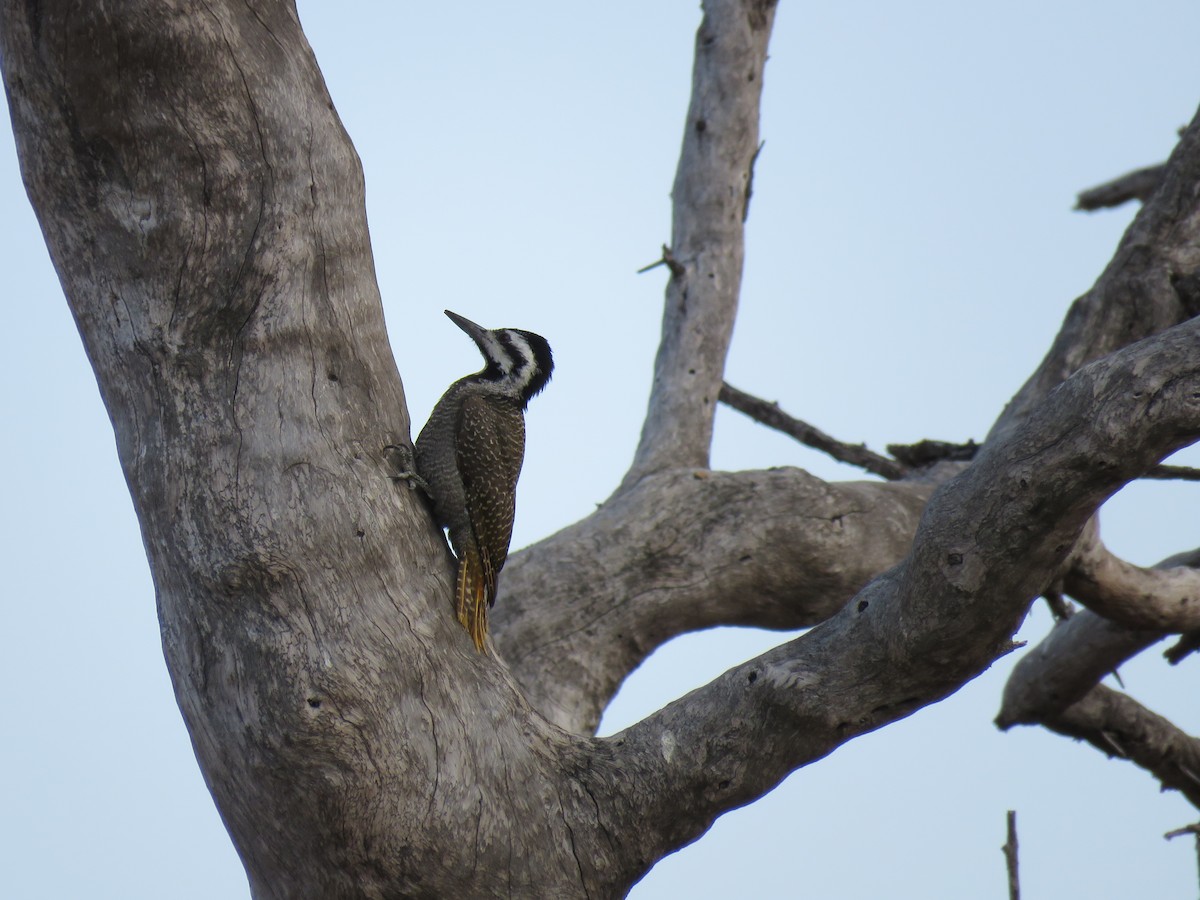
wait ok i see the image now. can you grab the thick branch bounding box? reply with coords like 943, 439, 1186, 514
996, 610, 1163, 728
503, 100, 1200, 736
1065, 533, 1200, 632
987, 111, 1200, 444
718, 381, 908, 479
595, 314, 1200, 872
997, 543, 1200, 728
1039, 685, 1200, 809
624, 0, 777, 485
494, 470, 932, 733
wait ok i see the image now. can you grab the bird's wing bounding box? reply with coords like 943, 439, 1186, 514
455, 393, 526, 597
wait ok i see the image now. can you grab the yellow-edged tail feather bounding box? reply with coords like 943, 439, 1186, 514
455, 546, 496, 652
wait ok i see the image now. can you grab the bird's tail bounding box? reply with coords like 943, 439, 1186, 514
455, 547, 494, 652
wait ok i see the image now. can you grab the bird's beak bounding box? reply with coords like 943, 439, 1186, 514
444, 310, 489, 346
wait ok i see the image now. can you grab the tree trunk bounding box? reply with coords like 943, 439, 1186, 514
4, 1, 1200, 897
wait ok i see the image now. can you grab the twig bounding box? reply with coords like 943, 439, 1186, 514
1001, 810, 1020, 900
1143, 464, 1200, 482
887, 439, 979, 468
1075, 164, 1164, 211
1164, 823, 1200, 894
1043, 589, 1075, 621
719, 381, 908, 480
1165, 630, 1200, 665
636, 244, 686, 277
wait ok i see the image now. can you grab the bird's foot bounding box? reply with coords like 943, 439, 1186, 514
383, 444, 431, 493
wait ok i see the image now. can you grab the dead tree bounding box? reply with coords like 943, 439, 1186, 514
2, 1, 1199, 897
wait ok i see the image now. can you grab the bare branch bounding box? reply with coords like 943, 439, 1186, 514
997, 609, 1163, 728
1166, 630, 1200, 665
1075, 164, 1164, 211
887, 439, 979, 468
495, 469, 932, 732
1144, 463, 1200, 481
719, 381, 908, 479
987, 118, 1200, 445
1164, 825, 1200, 896
1064, 532, 1200, 632
1043, 589, 1075, 621
998, 543, 1200, 722
1002, 810, 1020, 900
636, 244, 686, 277
597, 313, 1200, 871
624, 0, 777, 486
1039, 685, 1200, 809
1165, 824, 1200, 841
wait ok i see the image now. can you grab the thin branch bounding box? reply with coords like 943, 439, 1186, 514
636, 244, 685, 277
1075, 164, 1164, 211
1144, 463, 1200, 481
1041, 685, 1200, 810
887, 439, 979, 468
1166, 630, 1200, 665
1043, 589, 1075, 621
623, 0, 777, 486
1002, 810, 1020, 900
719, 381, 908, 480
1164, 824, 1200, 896
999, 521, 1200, 729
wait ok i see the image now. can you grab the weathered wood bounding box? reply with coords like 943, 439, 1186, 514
6, 0, 1200, 897
1, 3, 611, 896
624, 0, 777, 484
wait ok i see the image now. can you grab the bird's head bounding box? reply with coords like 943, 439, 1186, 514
445, 309, 554, 407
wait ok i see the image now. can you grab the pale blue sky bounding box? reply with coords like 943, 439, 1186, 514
3, 3, 1199, 897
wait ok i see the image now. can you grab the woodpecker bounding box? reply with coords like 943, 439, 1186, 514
414, 310, 554, 652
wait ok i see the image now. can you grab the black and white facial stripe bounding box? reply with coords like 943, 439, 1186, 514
445, 310, 554, 408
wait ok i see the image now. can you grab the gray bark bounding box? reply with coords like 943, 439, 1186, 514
623, 0, 775, 485
987, 110, 1200, 445
4, 1, 1200, 898
1064, 531, 1200, 632
1037, 685, 1200, 809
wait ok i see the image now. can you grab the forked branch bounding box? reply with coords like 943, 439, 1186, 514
600, 313, 1200, 878
998, 540, 1200, 728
